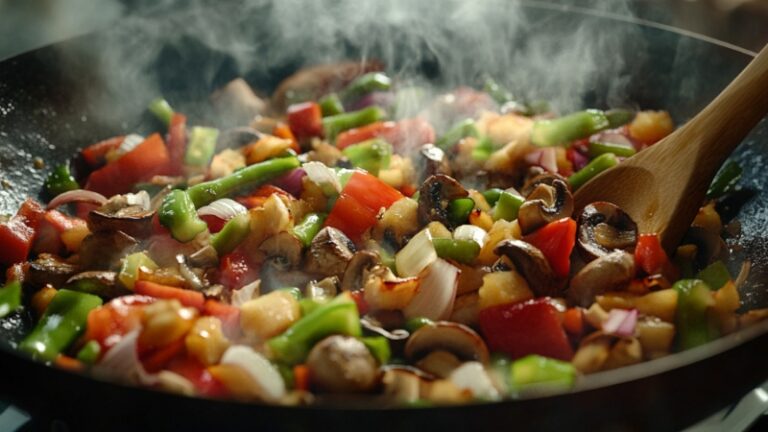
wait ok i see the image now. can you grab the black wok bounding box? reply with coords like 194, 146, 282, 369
1, 2, 767, 430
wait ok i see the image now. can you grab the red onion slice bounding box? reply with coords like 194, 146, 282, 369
47, 189, 108, 210
602, 308, 638, 338
403, 258, 459, 321
272, 168, 305, 198
197, 198, 247, 220
524, 148, 558, 173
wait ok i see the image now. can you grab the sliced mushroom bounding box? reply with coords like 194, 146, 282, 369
307, 335, 380, 393
305, 276, 339, 301
28, 253, 80, 288
259, 231, 303, 269
305, 227, 356, 277
67, 271, 127, 299
381, 366, 434, 403
494, 239, 560, 297
417, 144, 452, 183
405, 321, 490, 364
568, 250, 636, 307
577, 202, 638, 261
517, 179, 573, 235
78, 231, 139, 270
88, 192, 155, 238
188, 245, 219, 268
417, 174, 469, 228
415, 350, 462, 379
341, 250, 380, 292
520, 171, 568, 197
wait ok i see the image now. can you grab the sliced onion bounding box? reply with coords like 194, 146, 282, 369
114, 134, 145, 158
453, 224, 488, 248
272, 168, 305, 198
602, 308, 638, 338
197, 198, 247, 220
125, 190, 151, 210
302, 161, 341, 195
570, 148, 590, 171
591, 131, 634, 148
395, 228, 437, 278
93, 329, 157, 386
403, 258, 459, 321
524, 148, 558, 173
231, 280, 260, 307
220, 345, 286, 403
449, 361, 501, 401
47, 189, 107, 210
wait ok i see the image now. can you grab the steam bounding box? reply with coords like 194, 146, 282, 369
61, 0, 643, 128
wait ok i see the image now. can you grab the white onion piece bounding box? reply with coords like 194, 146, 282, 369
230, 280, 260, 307
220, 345, 286, 403
47, 189, 107, 210
197, 198, 247, 220
395, 228, 437, 278
125, 190, 151, 210
453, 225, 488, 248
403, 258, 459, 321
592, 131, 634, 148
114, 134, 145, 157
93, 329, 157, 386
449, 361, 501, 401
602, 308, 638, 338
302, 161, 341, 196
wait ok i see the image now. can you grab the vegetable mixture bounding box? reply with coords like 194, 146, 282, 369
1, 63, 764, 405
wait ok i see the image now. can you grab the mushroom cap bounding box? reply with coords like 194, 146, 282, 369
305, 227, 356, 277
405, 321, 490, 364
576, 201, 638, 261
568, 250, 636, 307
417, 174, 469, 228
307, 335, 380, 393
517, 179, 574, 235
258, 231, 303, 268
341, 250, 380, 292
494, 239, 561, 297
418, 144, 452, 182
520, 172, 569, 197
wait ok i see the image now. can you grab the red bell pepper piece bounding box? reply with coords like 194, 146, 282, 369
523, 217, 577, 278
85, 133, 170, 197
634, 233, 676, 280
218, 251, 259, 290
348, 290, 369, 316
293, 364, 311, 392
562, 307, 585, 336
325, 171, 403, 242
203, 299, 241, 337
83, 295, 155, 352
33, 210, 86, 255
336, 121, 396, 150
134, 280, 205, 311
167, 356, 229, 398
478, 298, 573, 361
0, 199, 45, 265
141, 337, 186, 373
287, 102, 323, 140
166, 113, 187, 175
81, 136, 124, 168
335, 118, 435, 152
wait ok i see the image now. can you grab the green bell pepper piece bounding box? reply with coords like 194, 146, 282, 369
76, 340, 101, 364
448, 198, 475, 226
696, 261, 731, 291
267, 294, 362, 365
509, 354, 576, 394
185, 126, 219, 168
493, 191, 525, 221
432, 238, 481, 264
0, 280, 22, 318
673, 279, 718, 350
187, 156, 300, 207
210, 212, 250, 255
341, 72, 392, 100
404, 316, 434, 333
159, 189, 209, 242
605, 108, 636, 128
471, 136, 494, 161
568, 152, 618, 191
531, 109, 610, 147
588, 141, 636, 158
293, 212, 327, 247
436, 119, 479, 150
318, 93, 345, 117
45, 165, 80, 197
19, 289, 103, 362
323, 106, 386, 140
361, 336, 391, 364
148, 97, 174, 127
342, 138, 392, 175
482, 188, 504, 207
118, 252, 158, 290
706, 161, 742, 199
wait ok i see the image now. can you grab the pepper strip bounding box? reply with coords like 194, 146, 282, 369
159, 189, 209, 242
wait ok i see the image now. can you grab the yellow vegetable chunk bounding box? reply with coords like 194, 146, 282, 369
186, 316, 231, 366
478, 271, 533, 310
240, 291, 301, 340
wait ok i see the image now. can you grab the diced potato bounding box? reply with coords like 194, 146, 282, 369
416, 350, 462, 378
60, 219, 90, 253
628, 110, 674, 145
247, 194, 293, 247
240, 291, 301, 340
597, 289, 678, 323
140, 300, 198, 349
477, 219, 521, 265
469, 210, 494, 232
692, 202, 722, 234
210, 148, 246, 179
299, 176, 328, 214
584, 303, 610, 329
426, 221, 452, 239
364, 270, 420, 310
712, 281, 740, 314
186, 316, 231, 366
603, 338, 643, 370
484, 113, 534, 147
555, 147, 572, 175
208, 364, 263, 401
372, 197, 419, 245
477, 271, 533, 310
423, 379, 472, 404
636, 316, 675, 358
244, 135, 292, 165
596, 292, 637, 311
31, 285, 57, 317
572, 337, 611, 374
455, 263, 487, 295
467, 190, 491, 213
449, 293, 479, 327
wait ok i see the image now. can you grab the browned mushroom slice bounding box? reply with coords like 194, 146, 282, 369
88, 193, 155, 239
307, 335, 380, 393
341, 250, 380, 292
577, 201, 638, 261
568, 250, 635, 307
67, 271, 128, 299
417, 144, 452, 183
305, 227, 356, 277
517, 179, 573, 235
78, 231, 139, 270
520, 171, 569, 197
259, 231, 303, 269
405, 321, 490, 364
28, 253, 80, 288
417, 174, 469, 228
494, 239, 561, 297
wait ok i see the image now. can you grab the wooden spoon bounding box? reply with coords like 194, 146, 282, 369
573, 44, 768, 253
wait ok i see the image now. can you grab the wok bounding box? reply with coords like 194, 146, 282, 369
1, 2, 767, 430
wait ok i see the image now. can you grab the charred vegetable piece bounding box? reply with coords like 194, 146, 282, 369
293, 212, 327, 247
148, 97, 174, 127
432, 238, 481, 264
436, 119, 479, 150
323, 106, 386, 139
531, 109, 610, 147
267, 293, 362, 365
342, 138, 392, 175
706, 161, 742, 199
509, 354, 576, 394
211, 213, 250, 255
159, 190, 208, 242
319, 93, 345, 117
568, 153, 618, 190
185, 127, 219, 168
673, 279, 718, 350
0, 280, 22, 318
187, 156, 300, 207
19, 289, 103, 362
45, 165, 80, 197
417, 174, 469, 228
